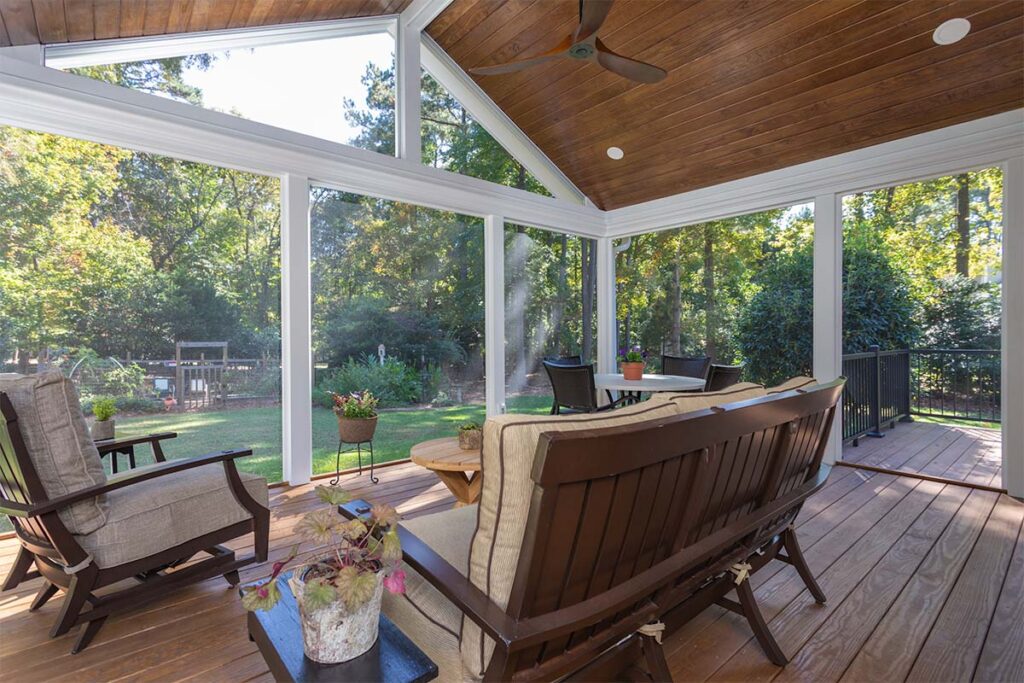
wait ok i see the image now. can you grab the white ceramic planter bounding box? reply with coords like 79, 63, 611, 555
289, 571, 384, 664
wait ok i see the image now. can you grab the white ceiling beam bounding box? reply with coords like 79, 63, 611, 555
603, 109, 1024, 237
421, 35, 588, 205
0, 56, 605, 235
43, 16, 398, 68
401, 0, 455, 32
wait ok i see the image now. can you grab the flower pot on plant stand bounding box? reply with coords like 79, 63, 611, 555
330, 392, 381, 484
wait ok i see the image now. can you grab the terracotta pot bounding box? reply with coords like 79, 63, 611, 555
290, 569, 384, 664
91, 419, 115, 441
458, 429, 482, 450
621, 362, 644, 381
337, 415, 378, 443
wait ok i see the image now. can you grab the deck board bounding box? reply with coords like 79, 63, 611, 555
1, 421, 1020, 682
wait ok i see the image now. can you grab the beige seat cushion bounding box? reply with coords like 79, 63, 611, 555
462, 399, 679, 678
0, 372, 108, 534
384, 505, 478, 683
659, 382, 768, 414
767, 376, 818, 394
75, 463, 268, 568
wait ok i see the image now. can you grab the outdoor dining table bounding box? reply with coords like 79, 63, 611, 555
594, 372, 705, 404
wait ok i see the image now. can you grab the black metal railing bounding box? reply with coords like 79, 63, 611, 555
841, 347, 1000, 443
910, 349, 1001, 423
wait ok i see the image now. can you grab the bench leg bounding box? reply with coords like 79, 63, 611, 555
638, 631, 673, 682
50, 567, 96, 639
735, 579, 788, 666
782, 526, 826, 604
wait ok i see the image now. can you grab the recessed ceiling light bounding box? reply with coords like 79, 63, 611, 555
607, 146, 624, 160
933, 18, 970, 45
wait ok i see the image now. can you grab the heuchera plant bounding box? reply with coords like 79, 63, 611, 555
241, 485, 404, 613
618, 345, 647, 363
330, 391, 379, 419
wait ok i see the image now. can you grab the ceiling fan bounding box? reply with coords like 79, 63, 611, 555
469, 0, 667, 84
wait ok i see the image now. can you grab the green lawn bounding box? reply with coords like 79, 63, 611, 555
112, 395, 552, 482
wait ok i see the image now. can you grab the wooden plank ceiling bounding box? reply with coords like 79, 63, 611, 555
428, 0, 1024, 209
0, 1, 411, 46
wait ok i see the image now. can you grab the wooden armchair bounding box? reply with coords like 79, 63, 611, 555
0, 372, 270, 653
342, 380, 843, 681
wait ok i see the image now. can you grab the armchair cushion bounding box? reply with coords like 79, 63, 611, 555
465, 400, 679, 677
384, 504, 478, 683
75, 462, 268, 568
0, 372, 108, 534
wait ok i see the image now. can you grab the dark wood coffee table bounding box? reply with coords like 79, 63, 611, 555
243, 572, 438, 683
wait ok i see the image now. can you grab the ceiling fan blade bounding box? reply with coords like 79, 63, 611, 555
470, 35, 573, 76
574, 0, 616, 42
594, 37, 667, 84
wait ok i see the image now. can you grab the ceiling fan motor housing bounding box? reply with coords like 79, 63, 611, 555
568, 42, 596, 59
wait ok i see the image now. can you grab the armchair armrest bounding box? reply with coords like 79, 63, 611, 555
340, 500, 517, 646
95, 432, 177, 463
31, 449, 254, 517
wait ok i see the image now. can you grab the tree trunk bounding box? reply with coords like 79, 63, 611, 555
703, 225, 717, 360
581, 240, 594, 363
670, 249, 682, 355
956, 173, 970, 277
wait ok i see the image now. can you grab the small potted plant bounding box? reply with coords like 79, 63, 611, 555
618, 346, 646, 381
332, 391, 379, 444
241, 485, 405, 664
91, 397, 117, 441
457, 422, 482, 450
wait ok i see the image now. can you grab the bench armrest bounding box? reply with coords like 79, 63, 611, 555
340, 500, 517, 646
31, 449, 255, 516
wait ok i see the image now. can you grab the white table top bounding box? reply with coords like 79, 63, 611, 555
594, 373, 705, 392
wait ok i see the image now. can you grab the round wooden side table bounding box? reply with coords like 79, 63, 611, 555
410, 437, 482, 508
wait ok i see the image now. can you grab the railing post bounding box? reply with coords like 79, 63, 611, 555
900, 350, 913, 422
867, 344, 884, 438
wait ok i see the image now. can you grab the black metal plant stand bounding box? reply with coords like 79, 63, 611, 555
330, 438, 377, 485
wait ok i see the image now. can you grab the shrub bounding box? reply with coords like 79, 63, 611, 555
921, 275, 1000, 349
314, 356, 421, 407
91, 397, 117, 421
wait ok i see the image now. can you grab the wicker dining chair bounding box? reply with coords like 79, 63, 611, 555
661, 355, 712, 382
706, 363, 745, 391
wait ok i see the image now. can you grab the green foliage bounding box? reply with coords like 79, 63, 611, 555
458, 422, 481, 433
330, 390, 380, 419
317, 298, 463, 371
841, 243, 920, 352
921, 276, 1000, 349
314, 357, 421, 407
91, 397, 117, 421
300, 577, 338, 611
737, 247, 814, 386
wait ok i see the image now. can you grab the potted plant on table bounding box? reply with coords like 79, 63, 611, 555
90, 397, 117, 441
331, 391, 379, 444
241, 485, 406, 664
618, 346, 647, 381
457, 422, 482, 450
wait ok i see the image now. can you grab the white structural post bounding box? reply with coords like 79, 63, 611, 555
484, 215, 506, 417
1002, 156, 1023, 498
814, 193, 844, 464
596, 237, 617, 375
281, 174, 313, 485
395, 19, 421, 161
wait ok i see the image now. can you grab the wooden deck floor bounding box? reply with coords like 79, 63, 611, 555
0, 420, 1020, 682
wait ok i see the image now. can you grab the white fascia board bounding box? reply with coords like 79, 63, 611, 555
604, 109, 1024, 236
0, 56, 604, 235
402, 0, 455, 32
43, 16, 399, 68
421, 34, 587, 206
